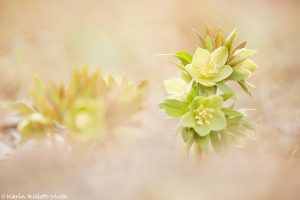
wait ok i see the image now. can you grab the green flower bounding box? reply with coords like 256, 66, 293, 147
17, 113, 51, 142
185, 47, 233, 87
181, 96, 226, 136
64, 98, 106, 141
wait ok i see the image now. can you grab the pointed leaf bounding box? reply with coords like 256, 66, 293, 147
175, 51, 192, 66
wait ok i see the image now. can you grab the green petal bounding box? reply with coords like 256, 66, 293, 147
195, 77, 216, 87
159, 99, 188, 118
228, 66, 251, 81
181, 128, 195, 143
242, 59, 257, 73
185, 64, 201, 79
212, 65, 233, 82
206, 96, 223, 110
164, 78, 186, 95
175, 51, 192, 66
224, 29, 238, 52
192, 48, 210, 67
181, 111, 196, 127
188, 96, 208, 110
204, 35, 213, 52
208, 111, 226, 131
211, 47, 228, 66
194, 124, 211, 136
228, 48, 257, 67
186, 64, 216, 87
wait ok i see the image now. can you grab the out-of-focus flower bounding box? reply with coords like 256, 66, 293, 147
9, 67, 148, 144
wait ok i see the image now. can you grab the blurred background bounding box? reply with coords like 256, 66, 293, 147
0, 0, 300, 199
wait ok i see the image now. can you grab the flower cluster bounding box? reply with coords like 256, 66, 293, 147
160, 27, 257, 154
9, 67, 148, 143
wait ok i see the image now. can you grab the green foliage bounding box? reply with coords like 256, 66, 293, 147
160, 26, 258, 155
10, 67, 148, 143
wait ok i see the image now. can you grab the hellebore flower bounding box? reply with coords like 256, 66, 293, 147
185, 47, 232, 87
181, 96, 226, 136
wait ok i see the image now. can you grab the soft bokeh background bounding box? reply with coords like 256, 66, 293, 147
0, 0, 300, 199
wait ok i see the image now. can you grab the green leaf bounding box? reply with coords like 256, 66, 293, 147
159, 99, 188, 118
198, 84, 216, 96
224, 29, 238, 53
179, 72, 191, 83
210, 131, 222, 153
214, 29, 224, 48
9, 102, 35, 116
175, 51, 192, 66
171, 62, 188, 73
33, 75, 46, 95
219, 130, 233, 150
181, 128, 195, 143
227, 49, 257, 67
186, 81, 196, 103
232, 41, 247, 53
216, 82, 236, 102
227, 66, 251, 81
238, 80, 252, 96
195, 135, 210, 154
221, 108, 243, 120
204, 35, 213, 52
242, 59, 258, 73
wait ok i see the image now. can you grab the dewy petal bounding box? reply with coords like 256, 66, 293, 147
208, 110, 226, 131
181, 111, 196, 127
164, 78, 186, 95
211, 65, 233, 82
188, 96, 209, 110
192, 48, 211, 67
206, 96, 223, 110
211, 46, 228, 66
194, 124, 211, 136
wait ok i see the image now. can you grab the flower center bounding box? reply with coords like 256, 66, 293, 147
193, 104, 214, 125
199, 64, 218, 78
75, 112, 93, 130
